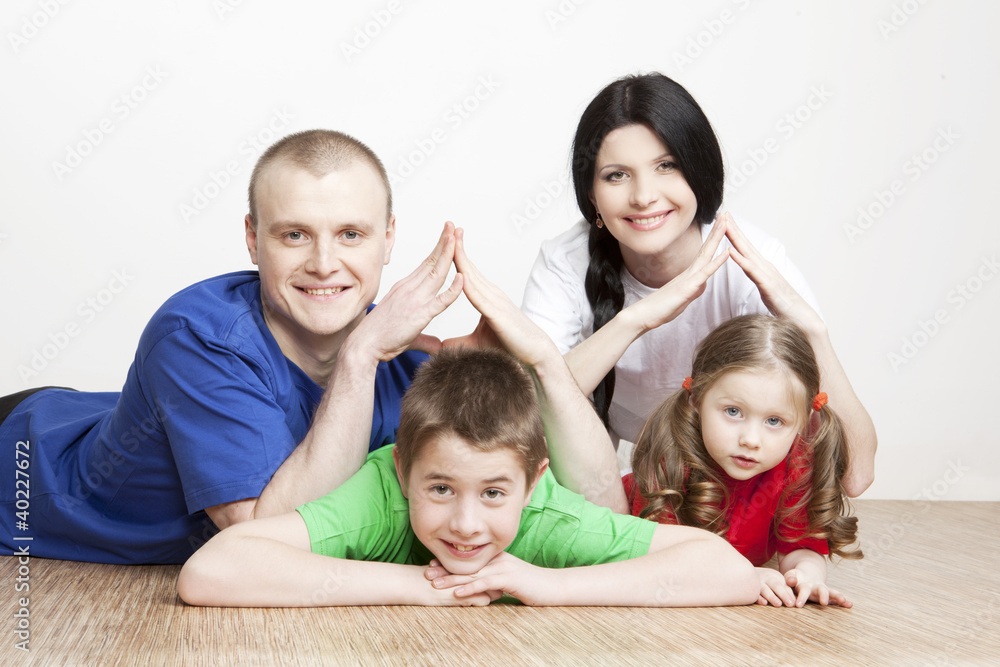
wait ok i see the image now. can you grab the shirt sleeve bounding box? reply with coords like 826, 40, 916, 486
296, 451, 415, 564
521, 225, 592, 354
509, 471, 657, 568
142, 327, 298, 514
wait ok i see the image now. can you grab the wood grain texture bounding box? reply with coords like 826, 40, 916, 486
3, 501, 998, 666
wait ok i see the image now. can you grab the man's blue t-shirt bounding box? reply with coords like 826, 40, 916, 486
0, 271, 426, 564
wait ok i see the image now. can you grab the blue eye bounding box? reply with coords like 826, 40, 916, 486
725, 407, 741, 418
343, 230, 359, 240
766, 417, 784, 427
287, 231, 304, 241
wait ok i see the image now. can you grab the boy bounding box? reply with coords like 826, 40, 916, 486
178, 235, 758, 607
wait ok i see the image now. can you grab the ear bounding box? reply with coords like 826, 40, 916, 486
392, 447, 409, 499
383, 214, 396, 266
522, 457, 550, 507
245, 214, 259, 265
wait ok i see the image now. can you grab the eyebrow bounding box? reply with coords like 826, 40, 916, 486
598, 152, 675, 171
422, 472, 516, 485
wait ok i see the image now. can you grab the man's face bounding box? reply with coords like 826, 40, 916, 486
395, 434, 545, 576
245, 161, 394, 353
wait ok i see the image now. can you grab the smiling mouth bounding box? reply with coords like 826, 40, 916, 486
445, 541, 485, 556
625, 212, 669, 226
301, 287, 346, 296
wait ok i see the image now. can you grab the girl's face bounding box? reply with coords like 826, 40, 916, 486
697, 368, 807, 481
590, 124, 700, 284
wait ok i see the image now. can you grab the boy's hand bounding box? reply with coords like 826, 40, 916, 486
425, 552, 560, 606
755, 567, 797, 607
784, 569, 852, 608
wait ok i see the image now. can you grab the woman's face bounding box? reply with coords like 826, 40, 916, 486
590, 124, 700, 284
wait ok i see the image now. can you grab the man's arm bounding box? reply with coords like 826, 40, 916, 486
206, 223, 464, 530
426, 523, 758, 607
177, 512, 496, 607
445, 231, 627, 513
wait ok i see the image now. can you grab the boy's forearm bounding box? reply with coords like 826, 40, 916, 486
540, 530, 757, 607
180, 529, 447, 607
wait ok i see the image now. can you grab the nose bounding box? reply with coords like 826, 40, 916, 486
739, 424, 761, 450
449, 497, 483, 537
629, 172, 658, 209
304, 237, 342, 276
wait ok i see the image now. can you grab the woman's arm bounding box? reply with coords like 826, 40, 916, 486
564, 217, 731, 396
725, 214, 877, 496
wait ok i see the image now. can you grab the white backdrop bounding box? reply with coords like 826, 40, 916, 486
3, 1, 997, 500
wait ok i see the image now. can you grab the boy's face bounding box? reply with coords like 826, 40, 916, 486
394, 433, 547, 576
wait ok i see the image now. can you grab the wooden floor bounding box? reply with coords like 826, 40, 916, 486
2, 500, 998, 666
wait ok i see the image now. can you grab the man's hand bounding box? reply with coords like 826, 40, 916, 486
351, 221, 464, 361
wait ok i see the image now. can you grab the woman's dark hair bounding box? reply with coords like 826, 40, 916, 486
572, 72, 725, 427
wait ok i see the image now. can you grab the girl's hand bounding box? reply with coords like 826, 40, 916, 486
628, 213, 731, 333
723, 212, 825, 336
784, 569, 852, 608
755, 567, 797, 607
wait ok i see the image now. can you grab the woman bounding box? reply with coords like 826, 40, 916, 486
522, 73, 875, 498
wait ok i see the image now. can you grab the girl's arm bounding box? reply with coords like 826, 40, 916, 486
725, 215, 877, 496
564, 217, 730, 397
177, 512, 497, 607
775, 549, 851, 608
429, 523, 759, 607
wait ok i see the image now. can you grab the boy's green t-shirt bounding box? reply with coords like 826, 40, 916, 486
296, 446, 656, 568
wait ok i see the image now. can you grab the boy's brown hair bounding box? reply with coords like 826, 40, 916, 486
395, 348, 547, 484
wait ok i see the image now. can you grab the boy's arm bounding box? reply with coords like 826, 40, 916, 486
177, 511, 497, 607
447, 231, 627, 512
427, 523, 758, 607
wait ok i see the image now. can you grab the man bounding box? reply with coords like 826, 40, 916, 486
0, 130, 463, 564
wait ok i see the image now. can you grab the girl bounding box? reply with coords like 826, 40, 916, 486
522, 72, 876, 497
626, 314, 862, 607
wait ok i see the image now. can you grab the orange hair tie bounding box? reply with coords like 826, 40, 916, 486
682, 376, 693, 392
812, 392, 828, 411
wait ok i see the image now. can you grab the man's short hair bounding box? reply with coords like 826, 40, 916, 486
395, 348, 547, 484
247, 129, 393, 226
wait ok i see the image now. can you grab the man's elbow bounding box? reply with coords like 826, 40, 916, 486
843, 466, 875, 498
